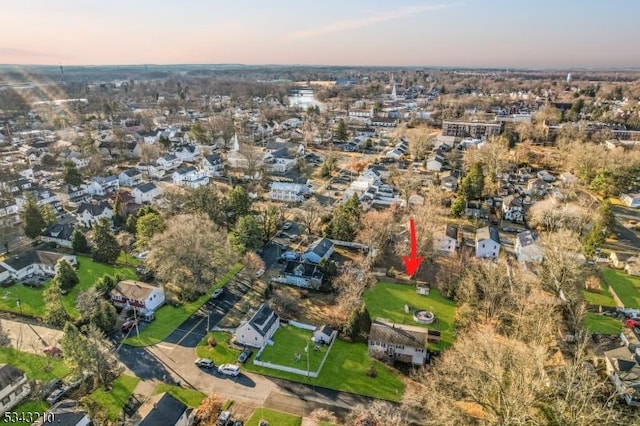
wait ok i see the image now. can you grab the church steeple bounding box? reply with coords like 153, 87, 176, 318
232, 132, 240, 152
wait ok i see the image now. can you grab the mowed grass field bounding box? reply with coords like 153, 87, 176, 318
602, 268, 640, 309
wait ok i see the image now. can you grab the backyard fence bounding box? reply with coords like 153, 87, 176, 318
288, 320, 316, 331
608, 286, 625, 308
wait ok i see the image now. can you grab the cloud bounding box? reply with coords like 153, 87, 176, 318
286, 4, 452, 40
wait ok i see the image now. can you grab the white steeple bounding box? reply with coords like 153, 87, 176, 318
232, 132, 240, 152
391, 84, 397, 102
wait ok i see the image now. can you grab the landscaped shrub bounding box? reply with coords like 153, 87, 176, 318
584, 276, 602, 293
366, 366, 377, 378
208, 336, 217, 347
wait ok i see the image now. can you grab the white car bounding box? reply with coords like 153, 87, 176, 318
282, 221, 292, 230
211, 288, 223, 299
255, 268, 265, 277
218, 364, 240, 377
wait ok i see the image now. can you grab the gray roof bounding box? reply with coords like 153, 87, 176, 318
174, 166, 196, 175
77, 201, 111, 216
0, 364, 25, 390
444, 224, 458, 240
284, 260, 323, 280
138, 392, 188, 426
476, 226, 500, 244
249, 303, 278, 337
2, 250, 68, 272
42, 400, 89, 426
317, 325, 334, 337
205, 153, 222, 165
121, 169, 141, 177
42, 223, 75, 241
368, 321, 428, 348
160, 154, 177, 161
516, 230, 537, 247
135, 182, 158, 194
306, 237, 334, 258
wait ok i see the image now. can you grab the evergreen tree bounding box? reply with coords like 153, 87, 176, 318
71, 228, 89, 253
40, 204, 57, 227
343, 303, 371, 342
598, 199, 616, 236
60, 322, 88, 376
112, 195, 124, 227
43, 280, 69, 327
91, 218, 120, 264
55, 259, 79, 291
582, 223, 604, 258
336, 119, 348, 142
135, 212, 165, 249
63, 161, 83, 186
226, 186, 252, 224
326, 194, 362, 241
231, 214, 262, 253
450, 194, 466, 217
21, 193, 46, 239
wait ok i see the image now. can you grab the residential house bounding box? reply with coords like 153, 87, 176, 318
426, 154, 445, 172
625, 256, 640, 276
442, 120, 502, 138
282, 261, 324, 289
475, 226, 501, 259
172, 166, 209, 188
269, 182, 311, 203
136, 162, 165, 179
313, 325, 335, 345
41, 222, 75, 248
76, 201, 113, 227
136, 392, 190, 426
502, 195, 524, 222
59, 150, 88, 169
385, 139, 408, 159
611, 251, 634, 269
371, 117, 397, 127
368, 320, 432, 365
621, 193, 640, 208
435, 224, 459, 255
86, 175, 120, 196
0, 365, 30, 415
559, 171, 579, 186
201, 153, 224, 177
440, 172, 458, 192
37, 400, 91, 426
109, 191, 139, 217
0, 251, 76, 282
515, 231, 543, 263
110, 280, 165, 314
56, 184, 90, 209
537, 170, 556, 183
604, 344, 640, 407
172, 144, 199, 162
132, 182, 161, 205
263, 147, 297, 174
234, 303, 280, 348
118, 169, 143, 187
156, 154, 182, 171
301, 238, 334, 264
527, 178, 547, 196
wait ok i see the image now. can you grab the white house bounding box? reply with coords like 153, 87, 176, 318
0, 251, 77, 282
621, 193, 640, 208
132, 182, 161, 205
234, 303, 280, 348
435, 224, 458, 255
136, 162, 165, 179
502, 195, 524, 222
313, 325, 335, 345
110, 280, 165, 314
0, 365, 30, 415
282, 261, 324, 289
43, 400, 91, 426
172, 166, 209, 188
368, 321, 430, 365
426, 154, 445, 172
475, 226, 501, 259
515, 230, 543, 263
76, 201, 113, 227
301, 238, 334, 264
172, 144, 199, 162
41, 223, 76, 248
201, 153, 224, 177
118, 169, 143, 187
269, 182, 311, 203
440, 173, 458, 192
156, 154, 182, 171
86, 176, 119, 196
604, 345, 640, 407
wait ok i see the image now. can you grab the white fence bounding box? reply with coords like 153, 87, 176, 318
252, 323, 338, 378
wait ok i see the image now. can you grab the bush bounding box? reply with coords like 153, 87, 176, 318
366, 366, 377, 377
208, 337, 217, 347
584, 276, 602, 293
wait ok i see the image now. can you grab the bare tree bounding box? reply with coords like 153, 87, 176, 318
242, 251, 265, 285
300, 198, 322, 235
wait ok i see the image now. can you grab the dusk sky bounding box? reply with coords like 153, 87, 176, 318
1, 0, 639, 67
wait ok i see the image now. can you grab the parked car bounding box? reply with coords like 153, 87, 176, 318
44, 346, 62, 357
195, 358, 215, 369
255, 269, 265, 278
121, 319, 137, 333
46, 388, 67, 405
280, 251, 298, 261
216, 411, 231, 426
289, 234, 299, 242
212, 288, 224, 299
282, 221, 292, 230
218, 364, 240, 377
237, 349, 253, 364
40, 379, 62, 399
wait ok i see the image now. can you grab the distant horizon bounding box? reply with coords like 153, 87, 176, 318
3, 0, 640, 68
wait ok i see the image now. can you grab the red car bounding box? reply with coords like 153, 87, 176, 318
625, 318, 640, 329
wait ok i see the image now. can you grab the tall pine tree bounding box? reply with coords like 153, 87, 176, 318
21, 193, 46, 239
91, 218, 120, 264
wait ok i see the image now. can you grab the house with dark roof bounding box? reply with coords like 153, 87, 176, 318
118, 169, 143, 187
201, 153, 224, 177
282, 260, 324, 289
41, 222, 76, 248
172, 166, 209, 189
110, 280, 165, 314
435, 224, 459, 255
234, 303, 280, 348
502, 195, 524, 222
475, 226, 501, 259
515, 230, 543, 263
301, 238, 334, 264
156, 154, 182, 171
604, 344, 640, 407
136, 392, 190, 426
37, 399, 91, 426
0, 251, 76, 283
313, 325, 335, 345
368, 320, 435, 365
0, 364, 30, 415
75, 201, 113, 227
132, 182, 161, 204
86, 175, 119, 196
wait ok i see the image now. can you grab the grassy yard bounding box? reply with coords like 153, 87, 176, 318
8, 400, 49, 426
583, 312, 623, 335
602, 268, 640, 309
125, 263, 242, 347
582, 287, 617, 307
0, 347, 70, 381
0, 255, 136, 318
258, 325, 326, 372
364, 282, 456, 351
198, 332, 405, 401
154, 383, 206, 407
89, 375, 140, 421
245, 407, 302, 426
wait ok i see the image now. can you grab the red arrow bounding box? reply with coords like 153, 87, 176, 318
402, 218, 424, 277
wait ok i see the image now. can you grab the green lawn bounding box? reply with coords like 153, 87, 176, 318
246, 407, 302, 426
0, 347, 70, 381
89, 375, 140, 420
602, 268, 640, 309
258, 325, 326, 372
198, 332, 405, 401
583, 312, 623, 335
582, 287, 617, 307
8, 400, 49, 426
124, 263, 243, 347
364, 282, 456, 351
0, 255, 136, 318
153, 383, 206, 407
